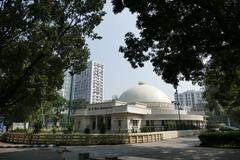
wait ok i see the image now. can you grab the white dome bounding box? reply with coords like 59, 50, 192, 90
119, 82, 171, 103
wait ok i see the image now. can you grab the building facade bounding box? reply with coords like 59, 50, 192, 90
175, 90, 205, 111
74, 83, 206, 133
74, 61, 104, 104
59, 69, 74, 100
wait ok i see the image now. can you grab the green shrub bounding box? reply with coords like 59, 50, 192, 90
164, 124, 169, 131
33, 121, 42, 134
219, 127, 234, 131
164, 123, 176, 131
11, 128, 28, 133
198, 131, 240, 148
52, 127, 57, 134
140, 126, 155, 132
67, 124, 74, 134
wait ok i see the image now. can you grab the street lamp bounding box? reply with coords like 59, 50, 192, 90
67, 69, 75, 128
175, 88, 181, 122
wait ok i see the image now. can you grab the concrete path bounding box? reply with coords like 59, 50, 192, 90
0, 136, 239, 160
0, 141, 55, 148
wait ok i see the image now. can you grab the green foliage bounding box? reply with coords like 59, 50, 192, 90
67, 124, 74, 134
112, 0, 240, 124
164, 124, 170, 131
0, 0, 106, 123
204, 84, 240, 125
72, 98, 88, 110
140, 126, 155, 132
198, 131, 240, 148
33, 121, 42, 134
51, 127, 57, 134
99, 123, 106, 134
164, 123, 176, 131
26, 93, 66, 128
50, 94, 67, 127
11, 128, 28, 133
163, 123, 199, 131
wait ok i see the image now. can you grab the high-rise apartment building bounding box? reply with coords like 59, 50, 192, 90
74, 61, 104, 104
174, 90, 205, 111
59, 70, 74, 100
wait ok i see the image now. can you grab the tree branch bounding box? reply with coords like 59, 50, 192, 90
5, 93, 31, 107
0, 53, 46, 106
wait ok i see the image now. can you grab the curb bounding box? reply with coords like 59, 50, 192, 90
0, 144, 56, 148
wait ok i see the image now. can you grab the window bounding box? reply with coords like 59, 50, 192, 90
150, 120, 154, 126
133, 120, 138, 126
146, 120, 150, 126
118, 120, 121, 127
146, 120, 154, 126
162, 120, 165, 126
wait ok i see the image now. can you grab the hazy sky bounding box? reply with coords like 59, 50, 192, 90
87, 1, 202, 101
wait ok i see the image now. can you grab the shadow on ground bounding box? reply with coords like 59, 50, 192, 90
0, 149, 61, 160
0, 137, 239, 160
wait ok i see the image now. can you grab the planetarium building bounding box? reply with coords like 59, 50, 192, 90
74, 82, 206, 133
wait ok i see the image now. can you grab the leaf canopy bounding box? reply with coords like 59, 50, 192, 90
0, 0, 106, 122
112, 0, 240, 123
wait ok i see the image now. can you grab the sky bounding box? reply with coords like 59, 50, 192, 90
87, 1, 202, 101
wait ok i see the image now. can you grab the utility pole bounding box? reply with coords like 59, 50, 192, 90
67, 69, 75, 128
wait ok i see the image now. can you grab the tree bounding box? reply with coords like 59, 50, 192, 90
24, 92, 66, 129
72, 98, 88, 110
0, 0, 106, 122
204, 83, 240, 125
50, 94, 67, 127
203, 84, 220, 113
112, 0, 240, 124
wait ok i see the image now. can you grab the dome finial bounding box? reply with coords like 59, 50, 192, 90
138, 82, 146, 85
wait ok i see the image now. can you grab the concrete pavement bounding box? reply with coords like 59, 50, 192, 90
0, 136, 240, 160
0, 141, 55, 148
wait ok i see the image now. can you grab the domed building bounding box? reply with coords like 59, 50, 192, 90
74, 83, 206, 133
119, 82, 172, 103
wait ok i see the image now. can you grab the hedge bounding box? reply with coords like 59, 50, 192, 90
198, 131, 240, 148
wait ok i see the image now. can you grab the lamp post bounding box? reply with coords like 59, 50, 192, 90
175, 88, 181, 122
67, 69, 75, 128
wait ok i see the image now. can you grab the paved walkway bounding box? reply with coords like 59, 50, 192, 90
0, 137, 240, 160
0, 141, 55, 148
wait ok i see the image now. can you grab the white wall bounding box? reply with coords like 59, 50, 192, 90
159, 130, 200, 139
126, 114, 143, 133
111, 114, 128, 133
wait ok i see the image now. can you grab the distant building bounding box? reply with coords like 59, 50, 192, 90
59, 70, 74, 100
179, 106, 192, 112
59, 61, 104, 103
74, 61, 104, 104
74, 83, 206, 133
175, 90, 206, 111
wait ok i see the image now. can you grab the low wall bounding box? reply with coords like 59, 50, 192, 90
159, 129, 201, 140
2, 133, 126, 145
2, 130, 200, 145
123, 132, 163, 144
